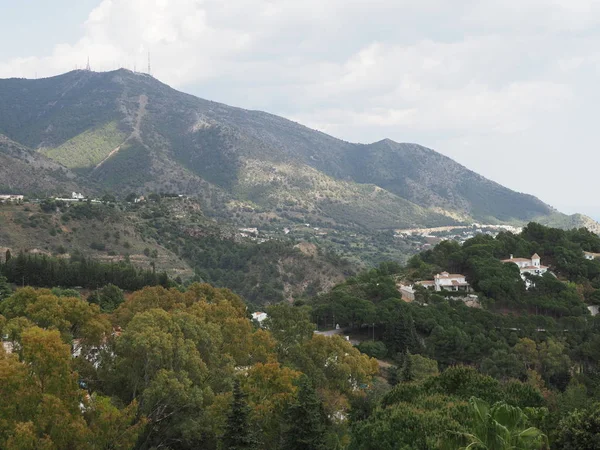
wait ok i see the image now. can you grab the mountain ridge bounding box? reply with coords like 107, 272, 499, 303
0, 68, 594, 233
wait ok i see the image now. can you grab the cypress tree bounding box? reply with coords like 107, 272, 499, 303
282, 376, 327, 450
222, 379, 259, 450
401, 350, 414, 382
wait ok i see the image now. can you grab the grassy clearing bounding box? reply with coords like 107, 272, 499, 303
41, 121, 127, 169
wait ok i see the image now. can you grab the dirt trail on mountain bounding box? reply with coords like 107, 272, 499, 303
92, 95, 147, 173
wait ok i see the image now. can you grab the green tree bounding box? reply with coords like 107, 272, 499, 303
265, 303, 314, 355
400, 350, 414, 382
448, 397, 548, 450
282, 376, 327, 450
221, 379, 260, 450
554, 403, 600, 450
0, 275, 11, 301
88, 284, 125, 312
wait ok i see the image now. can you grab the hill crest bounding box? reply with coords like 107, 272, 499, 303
0, 69, 594, 233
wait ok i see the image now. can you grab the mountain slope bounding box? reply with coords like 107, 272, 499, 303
0, 69, 589, 230
0, 198, 351, 303
0, 134, 84, 196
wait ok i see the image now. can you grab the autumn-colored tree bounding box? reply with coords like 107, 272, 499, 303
242, 362, 301, 447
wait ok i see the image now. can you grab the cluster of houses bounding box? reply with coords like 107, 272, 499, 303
0, 194, 24, 204
400, 253, 553, 302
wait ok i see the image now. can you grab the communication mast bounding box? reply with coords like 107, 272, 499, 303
85, 56, 91, 71
147, 52, 152, 76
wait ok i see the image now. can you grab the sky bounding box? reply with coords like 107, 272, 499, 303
1, 0, 600, 218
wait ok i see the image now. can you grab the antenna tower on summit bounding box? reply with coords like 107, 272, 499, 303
85, 56, 91, 71
147, 52, 152, 76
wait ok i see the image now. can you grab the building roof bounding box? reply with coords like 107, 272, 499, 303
521, 265, 549, 271
416, 280, 435, 286
531, 253, 540, 259
451, 280, 470, 286
434, 273, 466, 279
501, 257, 532, 263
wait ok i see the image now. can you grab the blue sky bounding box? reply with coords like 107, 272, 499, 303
1, 0, 600, 219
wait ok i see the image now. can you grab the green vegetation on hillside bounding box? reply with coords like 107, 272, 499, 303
41, 120, 127, 170
2, 222, 600, 448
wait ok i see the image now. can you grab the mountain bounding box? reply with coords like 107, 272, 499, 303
0, 134, 83, 196
0, 69, 591, 232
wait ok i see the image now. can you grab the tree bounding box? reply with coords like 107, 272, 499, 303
282, 377, 327, 450
448, 397, 548, 450
222, 379, 259, 450
265, 303, 314, 355
242, 362, 301, 447
88, 284, 125, 312
0, 275, 11, 301
554, 404, 600, 450
292, 335, 378, 395
400, 350, 414, 382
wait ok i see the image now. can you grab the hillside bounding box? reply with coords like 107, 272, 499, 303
0, 197, 351, 303
0, 69, 587, 233
0, 134, 84, 196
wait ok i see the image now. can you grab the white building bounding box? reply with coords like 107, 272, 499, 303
72, 192, 85, 200
0, 194, 24, 203
584, 251, 600, 261
399, 284, 416, 301
251, 312, 268, 324
501, 253, 548, 287
416, 272, 471, 292
502, 254, 548, 277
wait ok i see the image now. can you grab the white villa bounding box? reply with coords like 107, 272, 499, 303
502, 254, 548, 276
416, 272, 471, 292
502, 253, 548, 287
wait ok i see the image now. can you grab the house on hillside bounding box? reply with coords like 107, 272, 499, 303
501, 253, 549, 287
0, 194, 24, 204
416, 272, 471, 292
584, 251, 600, 261
502, 254, 548, 277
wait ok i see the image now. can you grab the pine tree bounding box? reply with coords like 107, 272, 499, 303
401, 350, 414, 382
0, 275, 11, 301
387, 366, 400, 387
282, 376, 327, 450
222, 379, 260, 450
